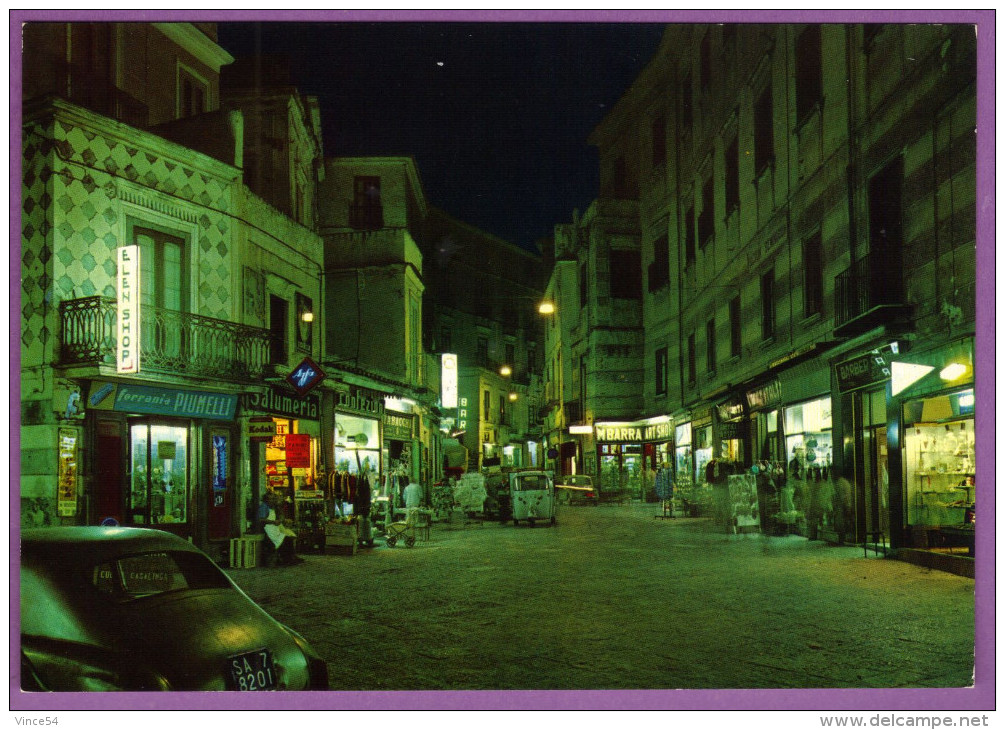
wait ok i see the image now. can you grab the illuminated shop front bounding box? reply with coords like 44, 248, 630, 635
85, 380, 240, 546
782, 396, 833, 537
888, 338, 976, 559
241, 388, 322, 536
716, 395, 748, 466
594, 417, 673, 499
834, 343, 899, 546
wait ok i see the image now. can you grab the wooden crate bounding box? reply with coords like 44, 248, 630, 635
229, 536, 262, 568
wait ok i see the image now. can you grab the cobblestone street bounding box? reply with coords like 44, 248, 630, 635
226, 503, 975, 692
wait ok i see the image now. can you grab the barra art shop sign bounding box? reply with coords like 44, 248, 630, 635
116, 245, 140, 374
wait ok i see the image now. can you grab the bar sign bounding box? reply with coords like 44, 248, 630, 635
117, 245, 140, 374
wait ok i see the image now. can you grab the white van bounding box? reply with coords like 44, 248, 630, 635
509, 471, 556, 527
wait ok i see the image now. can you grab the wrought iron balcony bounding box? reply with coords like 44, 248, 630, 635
59, 296, 273, 381
834, 252, 912, 338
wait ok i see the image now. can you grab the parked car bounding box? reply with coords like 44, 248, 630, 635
19, 526, 329, 691
510, 470, 556, 526
555, 474, 600, 506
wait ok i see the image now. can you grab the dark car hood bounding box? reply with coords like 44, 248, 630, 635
110, 589, 310, 690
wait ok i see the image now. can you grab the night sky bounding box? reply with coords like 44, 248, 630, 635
215, 22, 666, 252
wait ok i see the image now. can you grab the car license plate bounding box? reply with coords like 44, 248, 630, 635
229, 649, 278, 691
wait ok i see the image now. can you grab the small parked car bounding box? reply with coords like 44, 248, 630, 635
510, 470, 556, 526
20, 526, 329, 691
555, 474, 600, 506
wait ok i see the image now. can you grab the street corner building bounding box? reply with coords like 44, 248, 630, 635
18, 21, 548, 565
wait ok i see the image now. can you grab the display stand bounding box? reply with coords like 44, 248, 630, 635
325, 520, 358, 555
728, 474, 761, 535
295, 497, 326, 554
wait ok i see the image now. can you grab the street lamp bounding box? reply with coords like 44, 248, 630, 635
499, 365, 512, 377
538, 301, 556, 315
508, 392, 518, 402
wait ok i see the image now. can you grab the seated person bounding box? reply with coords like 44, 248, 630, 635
260, 491, 302, 566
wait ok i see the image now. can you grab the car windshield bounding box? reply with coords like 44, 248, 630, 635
91, 550, 230, 601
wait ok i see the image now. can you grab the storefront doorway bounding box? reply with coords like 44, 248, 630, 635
128, 419, 189, 530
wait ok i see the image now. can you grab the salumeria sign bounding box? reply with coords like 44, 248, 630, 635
116, 245, 140, 373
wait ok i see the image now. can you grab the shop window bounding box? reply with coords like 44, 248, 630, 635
609, 249, 642, 299
754, 85, 774, 174
903, 390, 975, 547
652, 113, 666, 169
725, 135, 739, 215
687, 332, 696, 384
730, 295, 742, 357
698, 175, 714, 248
783, 398, 833, 534
129, 422, 188, 526
795, 25, 823, 124
269, 295, 289, 365
760, 269, 775, 340
803, 231, 823, 317
684, 205, 696, 266
694, 425, 713, 485
674, 423, 692, 485
351, 176, 383, 230
655, 346, 668, 395
706, 318, 716, 373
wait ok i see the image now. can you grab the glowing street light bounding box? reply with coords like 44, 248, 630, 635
499, 365, 512, 377
508, 392, 518, 402
940, 362, 968, 382
538, 301, 556, 315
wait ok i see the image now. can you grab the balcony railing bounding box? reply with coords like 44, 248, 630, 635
834, 252, 911, 337
59, 296, 272, 381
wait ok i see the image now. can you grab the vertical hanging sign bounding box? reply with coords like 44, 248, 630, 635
441, 353, 458, 408
117, 245, 140, 374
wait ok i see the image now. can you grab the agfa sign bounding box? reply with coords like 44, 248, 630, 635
116, 245, 140, 373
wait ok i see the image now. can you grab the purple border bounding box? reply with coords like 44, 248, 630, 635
10, 8, 994, 713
